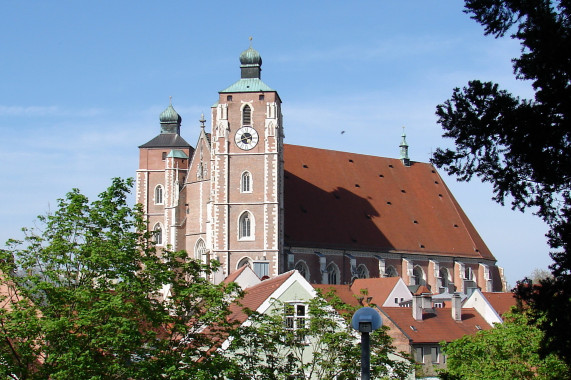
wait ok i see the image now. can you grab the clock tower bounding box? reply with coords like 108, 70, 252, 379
210, 45, 284, 279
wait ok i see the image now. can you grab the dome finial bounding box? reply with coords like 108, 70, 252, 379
249, 36, 253, 47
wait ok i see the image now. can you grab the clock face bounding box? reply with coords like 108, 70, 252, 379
235, 126, 259, 150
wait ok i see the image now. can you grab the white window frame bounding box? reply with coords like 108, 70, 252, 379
284, 302, 308, 343
154, 184, 164, 205
241, 171, 252, 193
195, 238, 206, 263
153, 223, 163, 246
238, 211, 254, 240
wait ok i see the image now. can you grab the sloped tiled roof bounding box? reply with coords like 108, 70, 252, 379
312, 284, 361, 309
380, 306, 490, 343
139, 133, 191, 148
313, 277, 405, 309
482, 292, 517, 316
283, 144, 495, 261
227, 271, 295, 324
350, 277, 401, 306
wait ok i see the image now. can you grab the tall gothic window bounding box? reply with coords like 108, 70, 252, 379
356, 264, 369, 279
239, 212, 253, 239
438, 268, 451, 293
241, 171, 251, 193
412, 266, 426, 286
155, 185, 164, 205
327, 263, 340, 285
385, 265, 398, 277
295, 261, 310, 280
195, 239, 206, 262
153, 223, 163, 246
242, 104, 252, 125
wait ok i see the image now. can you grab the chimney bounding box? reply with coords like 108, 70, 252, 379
451, 293, 462, 321
421, 293, 432, 309
412, 295, 423, 321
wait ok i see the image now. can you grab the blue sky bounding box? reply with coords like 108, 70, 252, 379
0, 1, 550, 286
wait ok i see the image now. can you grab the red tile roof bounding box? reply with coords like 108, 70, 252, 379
380, 307, 490, 343
227, 270, 295, 324
350, 277, 401, 306
313, 277, 404, 308
283, 144, 494, 261
312, 284, 361, 309
223, 264, 248, 284
482, 292, 517, 316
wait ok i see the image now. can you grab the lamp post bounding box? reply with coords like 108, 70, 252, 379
351, 306, 383, 380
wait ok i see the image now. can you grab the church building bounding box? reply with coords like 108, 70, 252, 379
136, 46, 506, 293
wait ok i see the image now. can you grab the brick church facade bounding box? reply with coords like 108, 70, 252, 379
136, 46, 507, 293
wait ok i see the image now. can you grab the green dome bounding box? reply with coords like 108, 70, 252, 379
240, 46, 262, 66
160, 104, 181, 125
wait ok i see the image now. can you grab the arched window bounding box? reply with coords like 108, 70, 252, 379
237, 257, 251, 269
295, 260, 310, 280
242, 104, 252, 125
239, 211, 253, 240
241, 171, 252, 193
195, 239, 206, 262
356, 264, 369, 279
327, 262, 340, 285
385, 265, 398, 277
155, 185, 164, 205
153, 223, 163, 246
412, 266, 426, 286
438, 268, 451, 293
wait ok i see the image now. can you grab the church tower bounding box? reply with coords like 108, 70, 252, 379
210, 44, 284, 279
136, 103, 192, 251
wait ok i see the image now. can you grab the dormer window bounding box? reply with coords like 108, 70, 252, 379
242, 104, 252, 125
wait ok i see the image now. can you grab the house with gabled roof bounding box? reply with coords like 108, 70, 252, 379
135, 44, 507, 295
463, 288, 518, 325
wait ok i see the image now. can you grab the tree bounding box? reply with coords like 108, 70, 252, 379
440, 310, 569, 380
221, 294, 414, 380
431, 0, 571, 365
0, 178, 241, 379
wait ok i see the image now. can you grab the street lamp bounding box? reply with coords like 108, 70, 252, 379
351, 306, 383, 380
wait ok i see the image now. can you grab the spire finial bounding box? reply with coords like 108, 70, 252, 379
199, 113, 206, 129
400, 126, 410, 166
169, 96, 173, 105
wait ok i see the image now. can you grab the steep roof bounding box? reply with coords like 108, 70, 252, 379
380, 306, 490, 343
283, 144, 495, 261
139, 133, 191, 148
482, 292, 517, 316
227, 271, 296, 324
350, 277, 401, 306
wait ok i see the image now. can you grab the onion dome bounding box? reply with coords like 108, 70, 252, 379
159, 103, 182, 135
160, 104, 181, 125
240, 46, 262, 66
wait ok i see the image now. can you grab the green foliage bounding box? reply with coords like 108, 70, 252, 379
0, 178, 241, 379
432, 0, 571, 365
440, 310, 569, 380
222, 293, 414, 380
